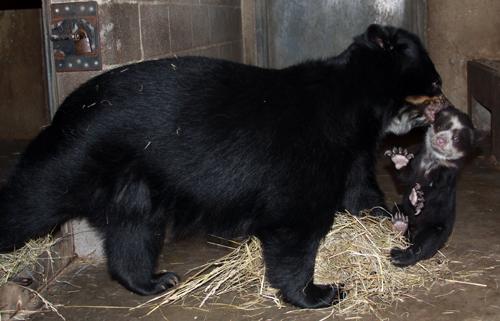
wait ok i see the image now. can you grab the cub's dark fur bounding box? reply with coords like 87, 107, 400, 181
0, 25, 442, 308
387, 107, 475, 267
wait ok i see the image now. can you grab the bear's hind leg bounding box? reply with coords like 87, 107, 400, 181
104, 218, 179, 295
95, 166, 179, 296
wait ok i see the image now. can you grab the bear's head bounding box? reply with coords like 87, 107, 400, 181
353, 24, 443, 101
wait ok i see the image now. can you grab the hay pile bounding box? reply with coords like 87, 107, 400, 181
0, 236, 66, 321
313, 214, 449, 316
0, 235, 55, 287
139, 213, 459, 317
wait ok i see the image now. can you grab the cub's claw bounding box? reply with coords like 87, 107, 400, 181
392, 212, 409, 234
384, 147, 414, 170
409, 183, 425, 215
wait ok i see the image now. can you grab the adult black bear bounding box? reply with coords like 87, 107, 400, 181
0, 25, 443, 308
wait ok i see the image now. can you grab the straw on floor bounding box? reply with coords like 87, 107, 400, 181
0, 235, 55, 287
138, 213, 464, 317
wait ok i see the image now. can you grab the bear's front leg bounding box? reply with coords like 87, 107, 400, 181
258, 227, 346, 308
343, 153, 386, 216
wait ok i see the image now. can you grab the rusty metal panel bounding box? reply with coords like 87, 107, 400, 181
50, 1, 101, 72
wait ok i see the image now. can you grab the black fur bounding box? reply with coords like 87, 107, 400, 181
0, 25, 441, 308
389, 107, 474, 267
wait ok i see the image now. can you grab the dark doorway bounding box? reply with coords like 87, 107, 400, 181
0, 0, 49, 142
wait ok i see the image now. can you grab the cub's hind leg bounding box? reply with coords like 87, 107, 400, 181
390, 222, 453, 267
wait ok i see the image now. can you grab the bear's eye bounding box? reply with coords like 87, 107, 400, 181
452, 135, 459, 142
396, 43, 409, 51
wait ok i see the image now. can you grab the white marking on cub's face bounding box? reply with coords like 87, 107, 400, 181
426, 115, 465, 160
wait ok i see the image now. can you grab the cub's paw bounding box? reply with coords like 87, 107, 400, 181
391, 212, 408, 234
282, 283, 346, 309
424, 98, 448, 123
384, 147, 414, 170
390, 247, 418, 267
409, 183, 424, 215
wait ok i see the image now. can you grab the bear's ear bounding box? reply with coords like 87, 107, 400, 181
365, 24, 393, 50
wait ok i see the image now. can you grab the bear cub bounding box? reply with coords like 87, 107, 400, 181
385, 106, 475, 267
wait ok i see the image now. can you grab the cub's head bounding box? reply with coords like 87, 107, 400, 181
426, 107, 475, 161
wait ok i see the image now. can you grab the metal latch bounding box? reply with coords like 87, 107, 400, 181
51, 2, 101, 72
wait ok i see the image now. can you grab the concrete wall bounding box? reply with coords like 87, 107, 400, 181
427, 0, 500, 115
0, 9, 50, 140
48, 0, 242, 257
241, 0, 257, 65
51, 0, 243, 104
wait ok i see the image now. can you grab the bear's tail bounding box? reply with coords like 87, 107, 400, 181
0, 184, 36, 252
0, 184, 27, 252
0, 175, 67, 253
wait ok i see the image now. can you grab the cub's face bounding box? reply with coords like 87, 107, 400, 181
426, 108, 475, 160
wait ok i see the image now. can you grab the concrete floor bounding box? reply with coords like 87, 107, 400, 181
1, 141, 500, 321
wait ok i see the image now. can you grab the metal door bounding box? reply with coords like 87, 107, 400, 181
256, 0, 427, 68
